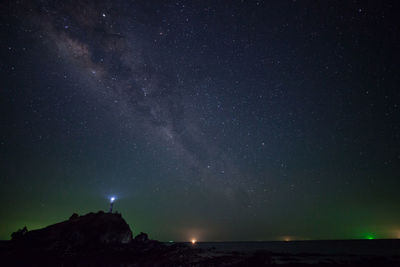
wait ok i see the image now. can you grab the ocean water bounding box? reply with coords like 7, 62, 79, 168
187, 239, 400, 256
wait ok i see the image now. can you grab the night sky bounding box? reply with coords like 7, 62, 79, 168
1, 1, 399, 241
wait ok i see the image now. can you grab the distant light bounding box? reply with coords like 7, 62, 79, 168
110, 197, 116, 203
191, 239, 196, 244
102, 13, 106, 17
365, 234, 375, 240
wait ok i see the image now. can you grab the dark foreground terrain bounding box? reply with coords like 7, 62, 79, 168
1, 212, 399, 266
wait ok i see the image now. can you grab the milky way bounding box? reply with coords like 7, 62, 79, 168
24, 0, 250, 202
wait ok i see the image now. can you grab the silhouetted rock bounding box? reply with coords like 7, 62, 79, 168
10, 226, 28, 241
69, 213, 79, 220
12, 211, 132, 250
1, 212, 198, 266
134, 231, 149, 242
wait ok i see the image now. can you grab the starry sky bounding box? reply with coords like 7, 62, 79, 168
1, 1, 399, 241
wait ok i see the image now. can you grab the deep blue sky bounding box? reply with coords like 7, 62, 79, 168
1, 1, 399, 241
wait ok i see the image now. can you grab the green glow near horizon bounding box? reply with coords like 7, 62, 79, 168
365, 234, 375, 240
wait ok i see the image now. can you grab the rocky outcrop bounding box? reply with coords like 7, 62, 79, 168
2, 211, 199, 266
2, 212, 226, 266
14, 211, 132, 250
10, 226, 28, 241
134, 232, 149, 242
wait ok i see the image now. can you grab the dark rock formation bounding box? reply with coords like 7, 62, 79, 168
69, 213, 79, 220
13, 211, 132, 250
134, 231, 149, 242
10, 226, 28, 241
1, 211, 198, 266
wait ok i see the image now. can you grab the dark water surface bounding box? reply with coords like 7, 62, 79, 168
180, 239, 400, 256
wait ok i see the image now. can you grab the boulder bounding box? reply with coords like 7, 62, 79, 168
69, 213, 79, 220
134, 232, 149, 242
11, 226, 28, 241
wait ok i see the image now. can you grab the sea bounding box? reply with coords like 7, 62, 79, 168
183, 239, 400, 256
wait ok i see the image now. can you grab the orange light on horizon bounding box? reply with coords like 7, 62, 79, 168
191, 239, 197, 244
282, 236, 292, 242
